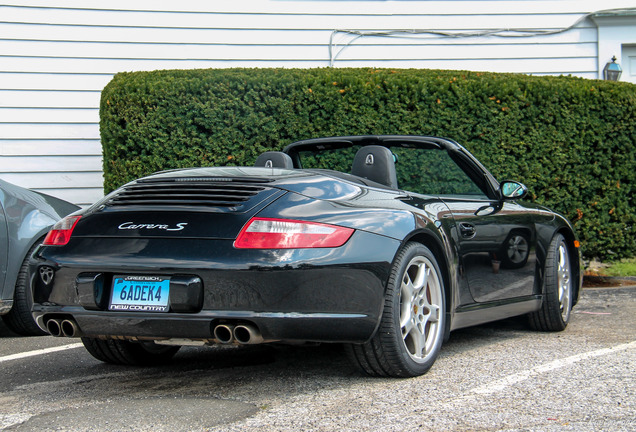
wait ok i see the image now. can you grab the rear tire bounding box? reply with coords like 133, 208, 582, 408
347, 242, 446, 377
81, 338, 180, 365
1, 240, 47, 336
529, 234, 572, 331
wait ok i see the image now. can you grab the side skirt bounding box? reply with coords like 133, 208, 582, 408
451, 295, 542, 331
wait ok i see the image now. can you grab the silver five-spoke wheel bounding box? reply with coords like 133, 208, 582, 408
400, 256, 443, 363
347, 242, 446, 377
529, 233, 574, 332
557, 240, 572, 322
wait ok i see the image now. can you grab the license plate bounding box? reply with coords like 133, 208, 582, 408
109, 276, 170, 312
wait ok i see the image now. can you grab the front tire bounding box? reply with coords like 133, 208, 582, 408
1, 240, 47, 336
81, 338, 180, 365
529, 234, 573, 331
347, 242, 446, 377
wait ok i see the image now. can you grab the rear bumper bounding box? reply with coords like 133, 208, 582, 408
34, 308, 377, 343
31, 231, 399, 343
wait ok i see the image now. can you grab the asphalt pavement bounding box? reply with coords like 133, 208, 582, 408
0, 286, 634, 431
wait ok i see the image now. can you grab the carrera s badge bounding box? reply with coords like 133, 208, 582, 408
118, 222, 188, 231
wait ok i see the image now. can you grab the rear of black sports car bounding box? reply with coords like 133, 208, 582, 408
31, 167, 409, 348
31, 136, 583, 377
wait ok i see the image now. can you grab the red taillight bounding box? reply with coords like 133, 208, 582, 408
43, 215, 82, 246
234, 218, 354, 249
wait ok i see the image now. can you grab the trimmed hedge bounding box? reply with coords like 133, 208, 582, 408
100, 68, 636, 260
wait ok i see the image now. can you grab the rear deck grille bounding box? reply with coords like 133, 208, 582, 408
105, 180, 273, 210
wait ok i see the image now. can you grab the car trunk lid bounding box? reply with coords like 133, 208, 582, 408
73, 178, 285, 239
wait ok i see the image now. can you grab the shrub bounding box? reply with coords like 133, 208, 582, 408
100, 68, 635, 259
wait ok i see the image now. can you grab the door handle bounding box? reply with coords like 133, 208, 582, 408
459, 222, 476, 238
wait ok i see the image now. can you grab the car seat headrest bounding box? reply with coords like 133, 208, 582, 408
254, 151, 294, 169
351, 145, 398, 188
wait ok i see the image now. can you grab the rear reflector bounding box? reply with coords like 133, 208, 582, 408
234, 217, 354, 249
43, 215, 82, 246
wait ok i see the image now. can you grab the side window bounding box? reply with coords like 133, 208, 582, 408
392, 147, 486, 197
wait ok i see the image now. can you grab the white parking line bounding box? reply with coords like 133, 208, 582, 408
0, 343, 83, 364
471, 340, 636, 395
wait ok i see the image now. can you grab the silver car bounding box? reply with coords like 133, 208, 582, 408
0, 179, 79, 335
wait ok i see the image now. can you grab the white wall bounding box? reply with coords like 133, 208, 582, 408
1, 0, 634, 205
592, 14, 636, 83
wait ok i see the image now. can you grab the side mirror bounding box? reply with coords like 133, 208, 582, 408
500, 180, 527, 200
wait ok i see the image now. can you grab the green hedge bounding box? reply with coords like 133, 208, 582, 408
100, 68, 636, 260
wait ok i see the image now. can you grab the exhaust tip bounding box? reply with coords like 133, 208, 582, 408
213, 324, 234, 344
60, 319, 80, 338
233, 326, 251, 344
46, 319, 62, 337
233, 324, 264, 345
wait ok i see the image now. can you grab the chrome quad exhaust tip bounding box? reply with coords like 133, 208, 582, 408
212, 323, 266, 344
60, 319, 82, 337
46, 319, 62, 337
233, 324, 264, 345
46, 318, 82, 337
213, 324, 235, 344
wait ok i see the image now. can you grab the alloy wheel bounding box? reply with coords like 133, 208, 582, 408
557, 241, 572, 321
399, 256, 443, 363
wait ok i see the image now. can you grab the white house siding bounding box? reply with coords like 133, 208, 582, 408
1, 0, 634, 206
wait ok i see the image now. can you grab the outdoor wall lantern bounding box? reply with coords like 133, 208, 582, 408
603, 56, 622, 81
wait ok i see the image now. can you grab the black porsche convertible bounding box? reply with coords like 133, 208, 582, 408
31, 135, 581, 377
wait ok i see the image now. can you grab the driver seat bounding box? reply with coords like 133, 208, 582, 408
351, 145, 398, 189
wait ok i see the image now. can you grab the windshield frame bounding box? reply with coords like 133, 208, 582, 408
283, 135, 501, 200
